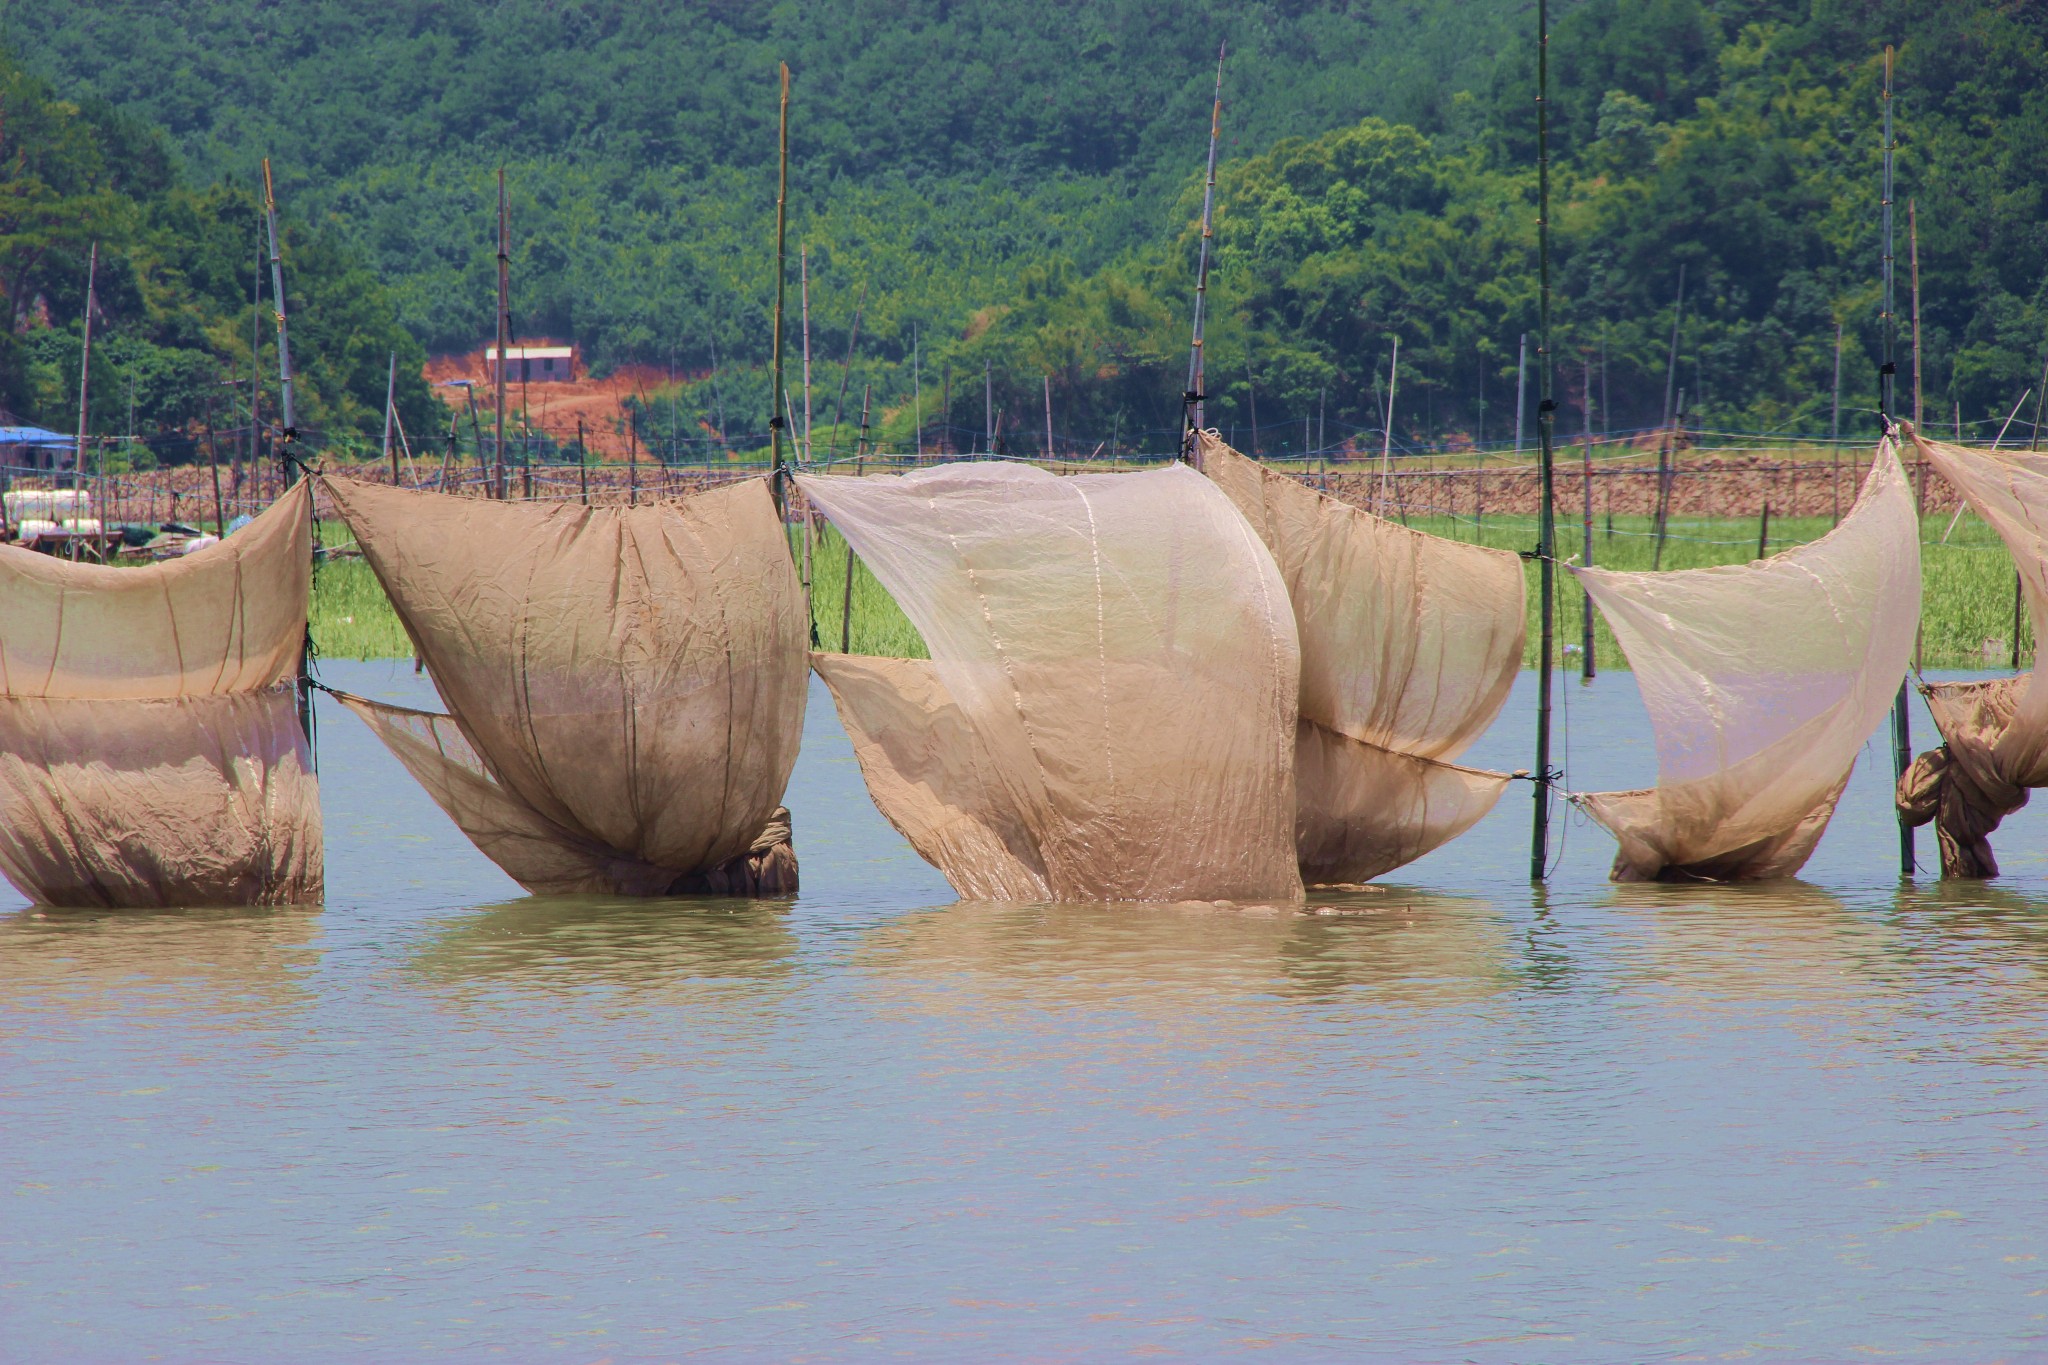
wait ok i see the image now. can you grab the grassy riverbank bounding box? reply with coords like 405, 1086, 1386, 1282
310, 510, 2028, 672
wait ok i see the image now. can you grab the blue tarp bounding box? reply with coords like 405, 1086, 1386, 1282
0, 426, 74, 447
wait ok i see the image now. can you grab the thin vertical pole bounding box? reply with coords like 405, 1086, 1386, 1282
799, 247, 814, 461
207, 400, 226, 537
261, 161, 297, 469
383, 350, 399, 484
2031, 341, 2048, 452
1655, 263, 1686, 568
942, 363, 951, 455
840, 383, 870, 653
912, 323, 923, 458
826, 281, 867, 462
1530, 0, 1558, 881
578, 418, 589, 505
1832, 320, 1844, 524
1245, 345, 1260, 458
1758, 500, 1771, 559
74, 242, 97, 500
770, 64, 791, 509
1910, 198, 1924, 433
1043, 374, 1055, 460
1581, 360, 1595, 680
628, 413, 638, 505
1378, 336, 1399, 512
494, 168, 510, 500
1182, 44, 1225, 461
245, 232, 259, 498
984, 360, 993, 456
1881, 44, 1913, 877
1513, 332, 1528, 456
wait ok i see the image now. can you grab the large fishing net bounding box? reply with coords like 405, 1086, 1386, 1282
801, 461, 1303, 903
1896, 430, 2048, 875
1198, 433, 1524, 882
0, 481, 321, 906
322, 476, 806, 897
1574, 441, 1921, 880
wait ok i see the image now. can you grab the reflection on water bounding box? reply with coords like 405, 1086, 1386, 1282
859, 889, 1518, 1008
0, 903, 320, 1018
410, 894, 797, 992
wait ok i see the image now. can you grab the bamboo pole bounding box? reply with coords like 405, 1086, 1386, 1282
1378, 336, 1399, 514
983, 360, 992, 455
1043, 374, 1054, 460
1580, 360, 1595, 680
1530, 0, 1558, 881
383, 350, 399, 484
1244, 344, 1260, 457
1832, 320, 1844, 524
74, 242, 97, 518
1880, 44, 1914, 878
912, 323, 922, 458
578, 418, 589, 505
494, 167, 510, 500
826, 280, 867, 462
1182, 44, 1225, 462
1654, 263, 1686, 568
1513, 332, 1527, 457
800, 244, 813, 463
245, 230, 259, 499
840, 383, 870, 653
261, 161, 297, 479
206, 398, 226, 537
1911, 198, 1924, 436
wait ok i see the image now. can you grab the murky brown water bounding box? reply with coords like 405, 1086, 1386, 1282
4, 663, 2047, 1361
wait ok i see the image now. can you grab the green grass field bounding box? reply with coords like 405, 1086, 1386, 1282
308, 509, 2028, 672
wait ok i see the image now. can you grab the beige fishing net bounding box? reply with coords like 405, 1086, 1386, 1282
801, 461, 1303, 903
1574, 441, 1921, 881
1198, 433, 1524, 882
0, 482, 321, 907
1896, 430, 2048, 875
321, 476, 806, 897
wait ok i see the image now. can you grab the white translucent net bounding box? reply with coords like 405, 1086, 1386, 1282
801, 461, 1303, 903
1199, 434, 1523, 882
1911, 431, 2048, 786
323, 476, 807, 897
0, 483, 320, 906
1573, 442, 1921, 879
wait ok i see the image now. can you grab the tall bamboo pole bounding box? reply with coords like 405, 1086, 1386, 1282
1182, 44, 1225, 462
494, 167, 510, 500
1378, 336, 1399, 514
261, 161, 297, 479
799, 244, 813, 464
206, 398, 226, 537
840, 383, 870, 653
1513, 332, 1527, 456
1881, 44, 1914, 877
912, 322, 922, 458
983, 360, 992, 455
383, 350, 399, 484
1654, 263, 1686, 568
770, 63, 796, 615
74, 243, 97, 507
1530, 0, 1559, 881
1580, 359, 1595, 680
1910, 198, 1924, 434
826, 280, 867, 462
1832, 320, 1844, 524
1043, 374, 1055, 460
262, 160, 310, 750
244, 232, 258, 498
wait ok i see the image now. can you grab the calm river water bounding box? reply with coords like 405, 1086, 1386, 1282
5, 662, 2048, 1362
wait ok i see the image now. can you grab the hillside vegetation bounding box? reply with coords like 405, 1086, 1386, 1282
4, 1, 2045, 457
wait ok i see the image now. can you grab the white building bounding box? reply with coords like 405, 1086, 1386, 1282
485, 345, 577, 384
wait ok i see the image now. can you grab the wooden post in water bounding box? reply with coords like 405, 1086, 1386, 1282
1530, 0, 1559, 881
1880, 44, 1914, 878
1182, 44, 1224, 463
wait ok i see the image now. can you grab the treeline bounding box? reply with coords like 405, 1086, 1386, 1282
0, 50, 436, 464
11, 0, 2047, 459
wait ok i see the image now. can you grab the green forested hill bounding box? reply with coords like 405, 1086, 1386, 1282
5, 0, 2046, 456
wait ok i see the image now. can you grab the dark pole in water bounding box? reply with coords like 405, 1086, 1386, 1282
1182, 44, 1224, 464
1879, 44, 1914, 879
1530, 0, 1559, 882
